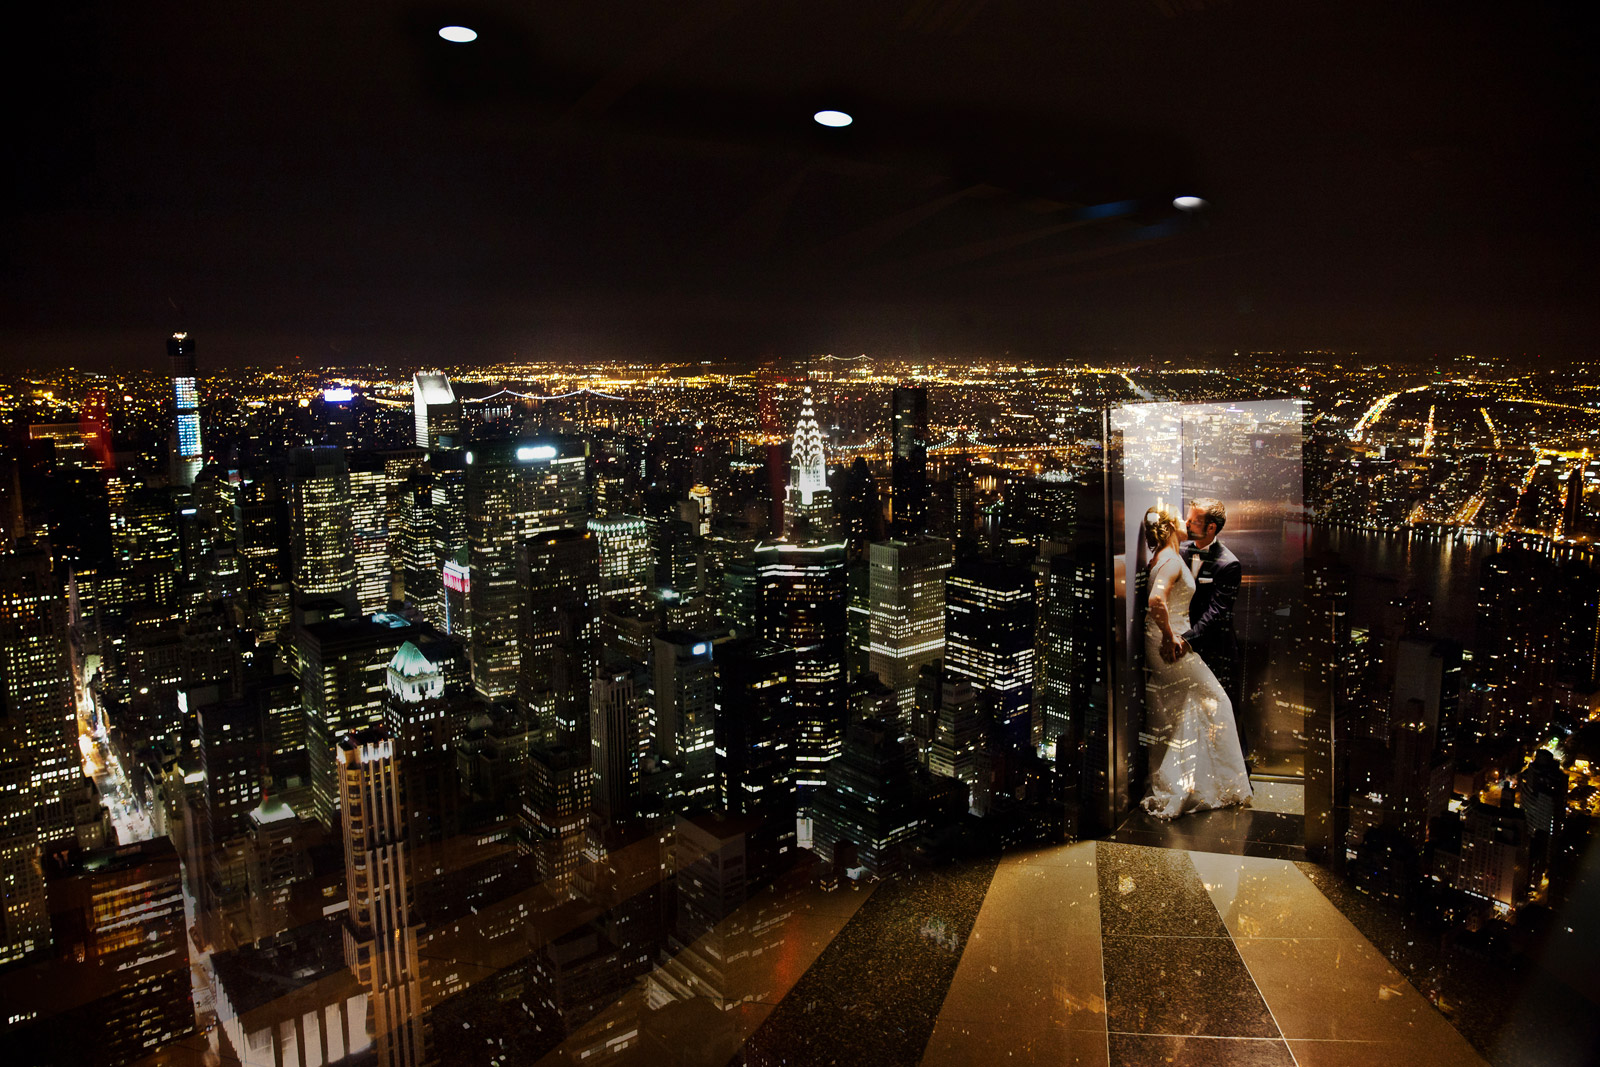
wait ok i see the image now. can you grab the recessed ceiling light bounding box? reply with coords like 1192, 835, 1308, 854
438, 26, 478, 43
813, 110, 853, 128
1173, 196, 1207, 212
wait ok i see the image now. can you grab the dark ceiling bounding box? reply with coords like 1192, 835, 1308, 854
5, 0, 1596, 368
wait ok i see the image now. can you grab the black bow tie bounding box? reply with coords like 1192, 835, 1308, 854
1188, 543, 1220, 561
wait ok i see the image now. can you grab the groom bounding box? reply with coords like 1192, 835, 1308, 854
1180, 499, 1249, 764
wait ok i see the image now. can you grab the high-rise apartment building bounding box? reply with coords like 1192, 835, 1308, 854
755, 540, 848, 790
867, 537, 952, 721
466, 438, 588, 701
890, 386, 928, 539
169, 332, 203, 486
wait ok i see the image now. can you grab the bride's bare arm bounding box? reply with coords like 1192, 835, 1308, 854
1148, 555, 1182, 660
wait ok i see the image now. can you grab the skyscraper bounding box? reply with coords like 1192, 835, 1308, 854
168, 332, 203, 486
867, 536, 952, 721
928, 672, 982, 804
521, 740, 592, 899
0, 555, 63, 964
348, 451, 393, 614
652, 631, 721, 804
1477, 546, 1559, 737
0, 549, 82, 849
517, 528, 601, 737
193, 695, 265, 950
756, 540, 848, 791
30, 840, 195, 1064
288, 446, 357, 611
946, 559, 1036, 749
412, 372, 461, 450
590, 665, 641, 827
466, 438, 588, 701
783, 387, 835, 541
588, 513, 651, 601
890, 385, 928, 539
809, 717, 959, 875
298, 612, 418, 827
383, 635, 468, 846
339, 727, 427, 1067
714, 637, 797, 884
1037, 547, 1106, 755
396, 464, 440, 624
232, 467, 293, 642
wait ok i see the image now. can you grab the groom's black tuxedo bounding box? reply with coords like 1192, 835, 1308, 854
1179, 538, 1246, 755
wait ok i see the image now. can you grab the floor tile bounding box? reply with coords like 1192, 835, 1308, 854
1246, 780, 1304, 816
1108, 829, 1306, 862
921, 1017, 1110, 1067
1097, 843, 1227, 938
1234, 936, 1484, 1056
1189, 852, 1357, 941
982, 856, 1101, 942
938, 932, 1106, 1032
1288, 1037, 1490, 1067
1005, 839, 1100, 869
1114, 807, 1306, 851
741, 858, 998, 1067
1101, 934, 1279, 1039
1108, 1033, 1295, 1067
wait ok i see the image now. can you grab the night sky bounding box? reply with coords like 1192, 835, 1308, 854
6, 0, 1596, 369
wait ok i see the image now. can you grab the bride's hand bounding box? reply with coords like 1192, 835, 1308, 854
1172, 637, 1189, 658
1160, 635, 1178, 663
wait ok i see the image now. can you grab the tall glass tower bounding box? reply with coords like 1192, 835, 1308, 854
868, 536, 952, 721
168, 332, 203, 486
756, 539, 849, 792
890, 385, 929, 538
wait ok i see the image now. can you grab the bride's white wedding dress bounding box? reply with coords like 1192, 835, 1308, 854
1141, 550, 1253, 820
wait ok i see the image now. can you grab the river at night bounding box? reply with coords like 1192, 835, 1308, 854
1316, 527, 1500, 645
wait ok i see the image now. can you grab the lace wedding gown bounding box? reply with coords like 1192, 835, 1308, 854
1141, 551, 1253, 820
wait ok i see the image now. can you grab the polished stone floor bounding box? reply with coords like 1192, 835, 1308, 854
525, 831, 1491, 1066
1108, 781, 1308, 861
922, 841, 1489, 1067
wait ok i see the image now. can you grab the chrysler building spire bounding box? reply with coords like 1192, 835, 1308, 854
790, 386, 828, 504
784, 385, 836, 541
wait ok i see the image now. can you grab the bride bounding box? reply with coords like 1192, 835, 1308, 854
1140, 505, 1252, 819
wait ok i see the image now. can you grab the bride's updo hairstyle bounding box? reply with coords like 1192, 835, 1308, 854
1142, 505, 1181, 554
